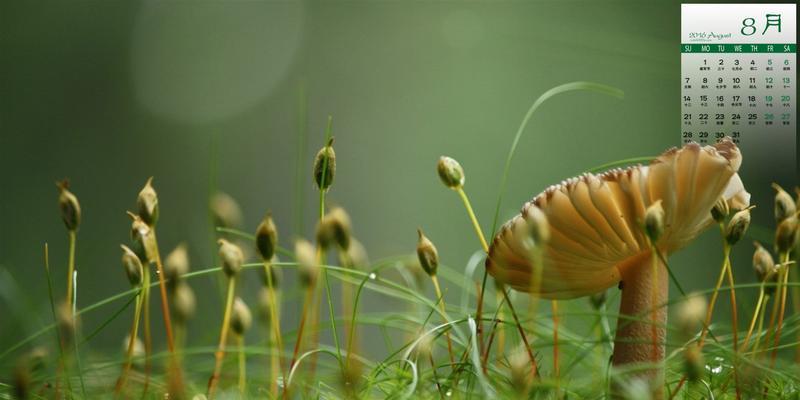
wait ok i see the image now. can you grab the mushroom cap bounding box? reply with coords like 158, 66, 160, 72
486, 139, 750, 299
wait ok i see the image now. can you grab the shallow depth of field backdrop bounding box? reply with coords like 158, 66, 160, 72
0, 0, 796, 373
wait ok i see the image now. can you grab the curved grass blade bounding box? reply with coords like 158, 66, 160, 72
584, 156, 654, 174
490, 82, 624, 237
79, 291, 138, 347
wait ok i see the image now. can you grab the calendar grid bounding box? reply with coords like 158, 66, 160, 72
681, 4, 795, 150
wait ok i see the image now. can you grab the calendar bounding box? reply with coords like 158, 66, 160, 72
681, 4, 795, 153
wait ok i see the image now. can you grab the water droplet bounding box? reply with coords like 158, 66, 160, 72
368, 273, 377, 280
705, 356, 725, 375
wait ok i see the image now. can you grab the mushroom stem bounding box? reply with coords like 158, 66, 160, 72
612, 251, 668, 398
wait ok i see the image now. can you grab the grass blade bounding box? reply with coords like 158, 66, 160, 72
490, 82, 624, 237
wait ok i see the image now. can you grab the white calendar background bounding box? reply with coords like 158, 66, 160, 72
681, 4, 795, 158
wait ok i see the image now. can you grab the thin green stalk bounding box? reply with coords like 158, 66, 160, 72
742, 284, 766, 352
502, 288, 538, 378
321, 249, 343, 368
431, 275, 455, 367
594, 324, 604, 382
316, 115, 343, 372
697, 243, 729, 348
724, 249, 740, 352
455, 187, 491, 367
263, 261, 283, 397
791, 261, 800, 362
44, 243, 74, 398
238, 335, 246, 397
305, 259, 325, 392
344, 272, 365, 372
655, 248, 687, 297
208, 276, 237, 399
79, 293, 137, 347
340, 252, 360, 383
480, 317, 501, 369
599, 303, 613, 353
66, 231, 76, 305
769, 253, 791, 367
751, 294, 770, 355
266, 324, 279, 398
285, 287, 315, 399
456, 188, 489, 252
428, 352, 444, 398
115, 291, 143, 395
475, 269, 490, 365
494, 290, 505, 365
142, 266, 152, 395
341, 277, 355, 357
722, 244, 741, 400
762, 287, 781, 357
558, 294, 617, 377
70, 269, 87, 399
450, 313, 479, 392
150, 231, 176, 353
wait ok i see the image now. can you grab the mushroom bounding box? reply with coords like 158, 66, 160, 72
486, 139, 749, 396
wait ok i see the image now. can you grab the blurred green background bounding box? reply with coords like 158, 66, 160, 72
0, 0, 795, 364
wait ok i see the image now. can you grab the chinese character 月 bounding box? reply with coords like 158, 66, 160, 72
763, 14, 781, 34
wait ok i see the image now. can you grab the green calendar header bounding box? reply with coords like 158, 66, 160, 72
681, 43, 796, 53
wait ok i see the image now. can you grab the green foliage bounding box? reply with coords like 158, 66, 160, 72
1, 83, 798, 399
